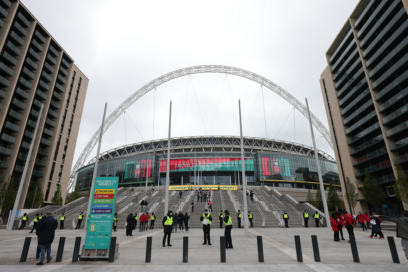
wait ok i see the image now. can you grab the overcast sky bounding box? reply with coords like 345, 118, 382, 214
22, 0, 358, 170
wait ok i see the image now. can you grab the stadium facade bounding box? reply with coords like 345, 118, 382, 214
75, 136, 341, 192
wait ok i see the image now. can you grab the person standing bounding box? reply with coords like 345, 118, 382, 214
303, 210, 309, 228
357, 212, 367, 231
112, 213, 118, 231
172, 211, 179, 233
390, 210, 408, 259
344, 211, 356, 243
250, 190, 254, 203
200, 209, 212, 245
219, 210, 224, 229
248, 211, 254, 227
224, 210, 233, 249
139, 213, 145, 232
75, 212, 83, 229
283, 211, 289, 228
179, 190, 183, 199
30, 214, 40, 233
203, 193, 207, 202
144, 212, 150, 231
39, 213, 43, 220
35, 212, 58, 265
20, 213, 28, 230
208, 200, 213, 212
191, 201, 195, 212
144, 200, 148, 212
134, 212, 138, 230
364, 212, 371, 229
314, 212, 320, 227
184, 212, 190, 233
369, 213, 384, 239
59, 213, 65, 230
150, 212, 156, 229
197, 192, 200, 202
162, 210, 173, 247
237, 210, 242, 228
178, 211, 184, 232
246, 190, 249, 197
336, 212, 345, 240
126, 212, 135, 236
152, 186, 155, 191
330, 214, 340, 242
140, 200, 145, 210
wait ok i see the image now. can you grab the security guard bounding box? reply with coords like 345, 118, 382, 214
223, 210, 233, 249
162, 210, 173, 247
200, 209, 212, 245
248, 211, 254, 227
30, 213, 39, 233
113, 213, 118, 231
20, 213, 28, 229
39, 213, 43, 220
237, 209, 242, 228
219, 210, 224, 229
150, 212, 156, 229
60, 213, 65, 229
314, 211, 320, 227
283, 211, 289, 228
303, 210, 309, 228
152, 186, 155, 191
134, 212, 138, 230
75, 212, 83, 229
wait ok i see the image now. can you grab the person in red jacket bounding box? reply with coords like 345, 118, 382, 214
144, 212, 150, 231
357, 212, 367, 231
364, 212, 371, 229
330, 214, 340, 242
139, 213, 146, 232
335, 212, 345, 240
344, 211, 356, 243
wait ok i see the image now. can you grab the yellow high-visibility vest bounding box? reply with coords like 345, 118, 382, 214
135, 215, 138, 220
113, 216, 118, 222
60, 216, 65, 221
164, 215, 173, 225
314, 214, 320, 219
151, 215, 155, 220
284, 214, 288, 218
304, 213, 309, 218
224, 216, 232, 226
78, 215, 83, 219
22, 216, 27, 221
238, 213, 241, 218
248, 213, 253, 219
34, 217, 39, 222
39, 216, 43, 220
202, 213, 211, 224
219, 213, 223, 218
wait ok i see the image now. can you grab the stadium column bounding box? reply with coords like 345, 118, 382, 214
238, 99, 249, 229
164, 101, 172, 213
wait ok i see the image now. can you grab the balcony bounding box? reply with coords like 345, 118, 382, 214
49, 45, 59, 57
372, 53, 408, 91
53, 91, 62, 101
355, 160, 392, 177
38, 148, 49, 157
47, 54, 56, 65
2, 51, 17, 66
50, 100, 60, 110
346, 110, 377, 135
43, 127, 53, 137
352, 147, 388, 166
5, 41, 20, 56
14, 164, 24, 173
342, 89, 371, 116
0, 161, 8, 169
8, 109, 22, 121
27, 119, 37, 128
20, 141, 30, 150
39, 80, 49, 91
0, 75, 10, 88
41, 138, 51, 147
0, 61, 13, 77
379, 88, 408, 113
348, 122, 381, 145
24, 130, 33, 139
28, 48, 40, 61
387, 121, 408, 138
330, 29, 353, 66
32, 170, 44, 178
55, 82, 64, 93
333, 49, 359, 81
22, 67, 35, 80
19, 77, 31, 90
59, 66, 68, 77
35, 159, 46, 167
0, 19, 3, 28
0, 6, 8, 19
36, 89, 47, 101
0, 133, 15, 144
46, 118, 55, 127
33, 99, 42, 108
48, 109, 58, 119
43, 62, 54, 74
30, 109, 39, 118
34, 30, 45, 44
376, 174, 398, 185
12, 98, 25, 110
376, 71, 408, 102
394, 153, 408, 165
334, 58, 362, 90
31, 39, 43, 52
390, 137, 408, 151
17, 12, 30, 28
383, 105, 408, 126
13, 21, 27, 36
0, 146, 12, 156
57, 74, 66, 85
25, 57, 37, 70
356, 0, 388, 40
15, 88, 28, 101
9, 31, 23, 46
41, 71, 52, 82
61, 58, 70, 69
5, 121, 19, 132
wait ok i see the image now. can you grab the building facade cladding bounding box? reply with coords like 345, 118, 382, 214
75, 151, 341, 192
320, 0, 408, 215
0, 0, 88, 209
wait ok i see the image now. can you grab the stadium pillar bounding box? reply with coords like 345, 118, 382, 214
8, 104, 43, 230
84, 102, 107, 230
145, 163, 149, 191
305, 98, 330, 227
193, 153, 196, 191
238, 99, 249, 229
165, 101, 172, 213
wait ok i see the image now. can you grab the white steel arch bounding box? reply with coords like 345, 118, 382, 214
68, 65, 333, 190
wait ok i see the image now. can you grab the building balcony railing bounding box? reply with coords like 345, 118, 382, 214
8, 109, 22, 121
33, 99, 42, 108
390, 136, 408, 151
25, 57, 37, 70
0, 61, 14, 77
0, 133, 16, 144
5, 41, 20, 56
32, 170, 44, 178
49, 45, 59, 57
47, 54, 56, 65
0, 5, 8, 19
48, 109, 58, 119
55, 82, 64, 93
53, 91, 62, 101
50, 100, 60, 110
12, 98, 25, 110
13, 21, 27, 37
334, 57, 362, 90
348, 122, 380, 145
19, 77, 31, 90
44, 62, 54, 74
2, 51, 17, 66
31, 39, 43, 52
39, 80, 49, 91
344, 100, 374, 126
15, 88, 28, 100
337, 68, 364, 95
35, 159, 46, 168
9, 31, 24, 46
46, 118, 55, 128
341, 89, 370, 116
0, 89, 5, 99
61, 58, 70, 69
41, 71, 52, 82
24, 130, 33, 139
14, 164, 24, 173
0, 160, 8, 169
59, 66, 68, 77
43, 128, 53, 137
350, 134, 384, 156
41, 138, 51, 147
386, 121, 408, 138
17, 153, 27, 161
0, 146, 12, 156
38, 148, 49, 157
34, 30, 45, 44
394, 153, 408, 165
372, 53, 408, 91
383, 105, 408, 126
57, 74, 66, 85
17, 12, 30, 28
379, 88, 408, 113
352, 147, 388, 166
346, 110, 377, 136
0, 74, 10, 88
5, 121, 19, 132
30, 109, 39, 118
0, 0, 10, 9
355, 160, 392, 177
36, 89, 47, 101
22, 67, 35, 80
333, 49, 359, 81
20, 141, 30, 150
28, 48, 40, 61
330, 29, 353, 67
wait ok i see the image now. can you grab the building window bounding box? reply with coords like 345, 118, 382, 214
61, 139, 69, 164
54, 135, 61, 161
45, 182, 52, 201
67, 114, 74, 138
65, 71, 76, 109
49, 162, 55, 180
59, 110, 67, 134
57, 165, 64, 183
72, 78, 82, 113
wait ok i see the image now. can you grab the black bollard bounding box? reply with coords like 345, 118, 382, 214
145, 237, 152, 263
387, 236, 400, 264
183, 236, 188, 263
220, 236, 226, 263
20, 237, 31, 262
109, 237, 116, 263
56, 237, 66, 262
257, 236, 264, 262
311, 235, 320, 262
294, 235, 303, 262
349, 236, 360, 263
72, 237, 81, 262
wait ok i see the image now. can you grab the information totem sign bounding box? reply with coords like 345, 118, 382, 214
85, 177, 119, 250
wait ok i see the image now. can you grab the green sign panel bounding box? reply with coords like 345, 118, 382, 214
84, 177, 118, 249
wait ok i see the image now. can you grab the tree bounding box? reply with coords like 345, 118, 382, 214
327, 182, 341, 211
0, 176, 17, 217
338, 197, 346, 211
362, 170, 385, 213
26, 181, 44, 209
51, 186, 63, 206
394, 164, 408, 205
344, 177, 359, 214
315, 186, 323, 210
306, 189, 315, 206
69, 184, 81, 202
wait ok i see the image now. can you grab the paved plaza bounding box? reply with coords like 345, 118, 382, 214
0, 225, 406, 271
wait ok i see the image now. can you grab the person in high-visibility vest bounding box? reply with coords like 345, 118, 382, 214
237, 209, 242, 228
150, 212, 156, 230
75, 212, 83, 229
162, 210, 173, 247
219, 210, 224, 229
60, 213, 65, 229
39, 213, 43, 220
314, 212, 320, 227
113, 213, 118, 231
134, 212, 138, 230
303, 210, 309, 228
248, 211, 254, 227
223, 210, 233, 249
30, 213, 40, 233
200, 209, 212, 245
283, 211, 289, 228
20, 213, 28, 230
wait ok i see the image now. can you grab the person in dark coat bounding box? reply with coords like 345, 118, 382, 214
172, 211, 179, 233
200, 209, 213, 245
223, 210, 233, 248
126, 212, 136, 236
184, 212, 190, 233
162, 210, 173, 247
250, 190, 254, 203
36, 212, 58, 265
30, 213, 40, 233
